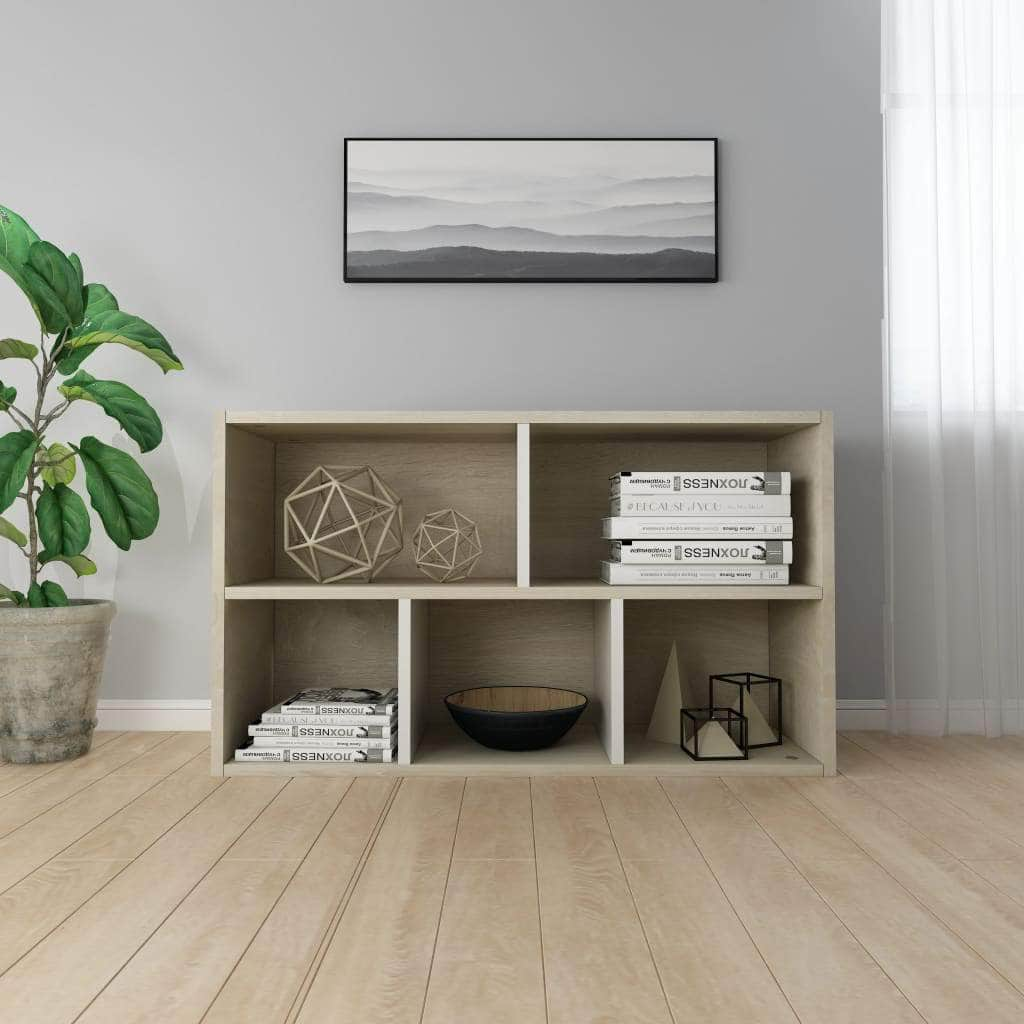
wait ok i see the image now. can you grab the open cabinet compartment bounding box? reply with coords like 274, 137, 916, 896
215, 599, 399, 772
622, 599, 831, 774
404, 599, 622, 772
529, 418, 828, 594
222, 419, 519, 590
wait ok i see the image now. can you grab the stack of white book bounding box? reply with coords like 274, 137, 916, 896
234, 687, 398, 762
600, 471, 794, 585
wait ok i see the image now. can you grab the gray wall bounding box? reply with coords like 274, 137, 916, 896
0, 0, 883, 700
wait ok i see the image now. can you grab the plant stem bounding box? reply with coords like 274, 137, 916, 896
23, 329, 65, 586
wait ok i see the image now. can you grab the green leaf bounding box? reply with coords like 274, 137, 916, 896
0, 583, 25, 605
39, 550, 96, 576
58, 371, 163, 453
26, 582, 44, 608
22, 240, 84, 332
62, 310, 182, 374
0, 515, 27, 548
55, 344, 97, 375
0, 383, 14, 411
0, 338, 39, 361
36, 483, 90, 557
77, 436, 159, 550
41, 581, 69, 607
0, 206, 45, 327
39, 442, 76, 486
68, 252, 83, 287
0, 430, 36, 512
84, 283, 118, 317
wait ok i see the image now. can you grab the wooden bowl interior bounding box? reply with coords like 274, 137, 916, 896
447, 686, 587, 713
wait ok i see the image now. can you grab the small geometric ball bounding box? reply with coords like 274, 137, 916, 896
283, 465, 403, 583
412, 508, 483, 583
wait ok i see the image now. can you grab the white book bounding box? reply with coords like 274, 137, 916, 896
261, 704, 396, 727
251, 735, 397, 750
600, 561, 790, 586
609, 494, 791, 517
611, 540, 793, 565
602, 517, 794, 540
249, 722, 397, 739
280, 687, 398, 716
234, 745, 398, 763
610, 471, 790, 496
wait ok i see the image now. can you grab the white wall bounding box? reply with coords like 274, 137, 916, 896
0, 0, 883, 699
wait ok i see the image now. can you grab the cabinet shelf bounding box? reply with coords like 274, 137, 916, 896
224, 578, 824, 601
213, 411, 836, 777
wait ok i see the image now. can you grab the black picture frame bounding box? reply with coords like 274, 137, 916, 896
343, 137, 719, 283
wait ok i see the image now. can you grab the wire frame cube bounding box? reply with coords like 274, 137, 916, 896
680, 707, 748, 761
709, 672, 782, 748
412, 508, 483, 582
283, 465, 403, 583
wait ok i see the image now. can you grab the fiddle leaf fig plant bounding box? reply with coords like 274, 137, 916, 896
0, 205, 182, 607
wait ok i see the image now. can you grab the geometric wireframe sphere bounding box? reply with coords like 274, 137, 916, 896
283, 465, 403, 583
412, 508, 483, 582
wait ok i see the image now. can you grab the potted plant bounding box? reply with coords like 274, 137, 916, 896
0, 205, 183, 762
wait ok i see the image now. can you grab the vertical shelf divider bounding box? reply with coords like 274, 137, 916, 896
516, 422, 530, 587
594, 598, 625, 765
398, 598, 429, 765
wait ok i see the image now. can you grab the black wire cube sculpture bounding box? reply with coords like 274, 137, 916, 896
680, 707, 748, 761
709, 672, 782, 749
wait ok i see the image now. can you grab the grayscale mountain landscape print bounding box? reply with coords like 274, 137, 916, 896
344, 139, 717, 281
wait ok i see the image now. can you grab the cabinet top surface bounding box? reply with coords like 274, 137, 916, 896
226, 410, 823, 425
224, 410, 827, 440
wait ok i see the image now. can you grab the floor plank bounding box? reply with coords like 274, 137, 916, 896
0, 777, 285, 1024
660, 777, 925, 1024
727, 777, 1024, 1023
597, 776, 798, 1024
0, 733, 1019, 1024
76, 779, 350, 1024
294, 777, 465, 1024
532, 776, 673, 1024
0, 732, 175, 839
0, 756, 221, 976
844, 732, 1024, 846
794, 774, 1024, 995
203, 777, 395, 1024
0, 731, 123, 798
421, 777, 545, 1024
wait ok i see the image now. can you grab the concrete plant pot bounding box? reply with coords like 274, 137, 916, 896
0, 600, 116, 763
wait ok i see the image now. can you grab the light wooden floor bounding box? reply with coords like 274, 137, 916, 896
1, 732, 1024, 1022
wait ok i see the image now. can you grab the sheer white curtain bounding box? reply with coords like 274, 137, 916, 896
883, 0, 1024, 734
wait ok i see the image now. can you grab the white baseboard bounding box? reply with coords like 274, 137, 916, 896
97, 700, 211, 732
835, 699, 888, 731
100, 698, 887, 734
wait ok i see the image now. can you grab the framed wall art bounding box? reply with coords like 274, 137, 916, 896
344, 138, 718, 283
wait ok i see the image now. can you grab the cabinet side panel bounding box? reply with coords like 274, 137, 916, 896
211, 413, 227, 775
594, 599, 624, 764
770, 601, 836, 773
225, 426, 276, 586
768, 415, 836, 774
219, 601, 275, 768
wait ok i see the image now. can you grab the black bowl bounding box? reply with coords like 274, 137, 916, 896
444, 686, 589, 751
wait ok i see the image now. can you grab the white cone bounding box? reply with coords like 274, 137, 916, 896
694, 719, 742, 758
732, 695, 776, 746
647, 642, 683, 745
